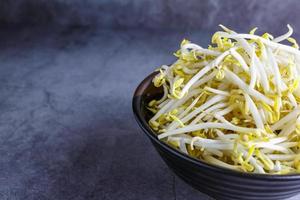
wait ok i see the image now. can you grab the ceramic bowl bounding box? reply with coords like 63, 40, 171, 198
132, 72, 300, 200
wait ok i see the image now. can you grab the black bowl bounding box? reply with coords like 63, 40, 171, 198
132, 72, 300, 200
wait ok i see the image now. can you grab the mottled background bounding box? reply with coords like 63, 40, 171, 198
1, 0, 300, 34
0, 1, 300, 200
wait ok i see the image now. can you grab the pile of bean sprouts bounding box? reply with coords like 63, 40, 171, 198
148, 25, 300, 174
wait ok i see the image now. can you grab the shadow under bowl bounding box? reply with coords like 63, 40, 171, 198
132, 72, 300, 200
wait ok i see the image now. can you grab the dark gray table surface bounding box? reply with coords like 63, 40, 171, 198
0, 26, 298, 200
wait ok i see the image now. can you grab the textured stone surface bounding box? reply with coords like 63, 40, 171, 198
0, 25, 299, 200
0, 0, 300, 35
0, 26, 213, 200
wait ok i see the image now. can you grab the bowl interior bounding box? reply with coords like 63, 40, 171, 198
133, 72, 163, 123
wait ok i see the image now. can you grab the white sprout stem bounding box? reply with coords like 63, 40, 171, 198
259, 108, 267, 124
150, 99, 175, 122
156, 84, 168, 104
205, 87, 230, 96
273, 24, 293, 43
244, 93, 264, 129
157, 99, 167, 109
218, 24, 253, 54
158, 122, 258, 139
230, 48, 249, 72
295, 57, 300, 82
217, 32, 300, 57
215, 129, 225, 137
179, 50, 231, 98
214, 104, 235, 116
168, 95, 226, 131
253, 55, 270, 93
268, 137, 288, 144
190, 102, 227, 125
182, 66, 198, 74
249, 47, 257, 89
267, 47, 285, 93
206, 149, 224, 157
218, 24, 232, 33
182, 43, 221, 56
178, 96, 201, 119
279, 142, 298, 148
189, 61, 210, 70
167, 89, 203, 114
176, 136, 229, 144
172, 137, 233, 151
240, 149, 265, 174
213, 114, 232, 125
170, 75, 180, 96
278, 121, 295, 137
190, 137, 232, 150
224, 69, 274, 105
192, 70, 217, 89
254, 143, 289, 154
288, 93, 298, 108
273, 161, 281, 172
267, 154, 298, 161
217, 133, 238, 140
181, 95, 226, 124
271, 106, 300, 130
179, 138, 188, 154
158, 98, 171, 108
260, 151, 275, 170
204, 155, 240, 171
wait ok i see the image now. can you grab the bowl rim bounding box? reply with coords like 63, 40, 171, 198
132, 72, 300, 179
